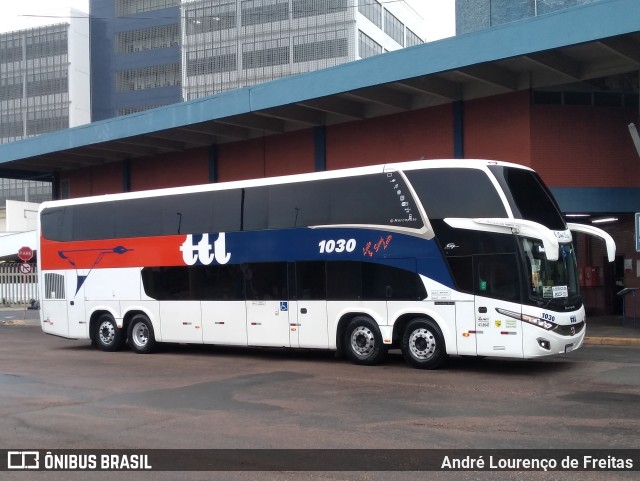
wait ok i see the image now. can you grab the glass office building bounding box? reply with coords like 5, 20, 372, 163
0, 13, 90, 203
456, 0, 601, 34
181, 0, 425, 99
0, 1, 427, 204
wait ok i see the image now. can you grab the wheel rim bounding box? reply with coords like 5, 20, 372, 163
98, 320, 115, 345
408, 327, 436, 360
131, 322, 149, 348
350, 326, 375, 356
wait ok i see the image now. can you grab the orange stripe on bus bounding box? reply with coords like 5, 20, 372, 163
40, 234, 186, 270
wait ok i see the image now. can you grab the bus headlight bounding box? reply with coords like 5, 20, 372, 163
496, 308, 557, 331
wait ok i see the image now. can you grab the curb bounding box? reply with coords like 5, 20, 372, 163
584, 336, 640, 347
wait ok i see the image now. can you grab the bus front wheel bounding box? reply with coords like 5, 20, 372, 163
95, 313, 125, 352
344, 316, 387, 366
128, 315, 156, 354
402, 318, 446, 369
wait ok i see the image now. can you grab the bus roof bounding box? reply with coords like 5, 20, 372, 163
39, 159, 533, 211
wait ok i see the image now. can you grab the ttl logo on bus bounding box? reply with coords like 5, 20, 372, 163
180, 233, 231, 265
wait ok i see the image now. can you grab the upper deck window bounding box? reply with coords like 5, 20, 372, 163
405, 168, 507, 221
244, 173, 423, 231
41, 172, 424, 242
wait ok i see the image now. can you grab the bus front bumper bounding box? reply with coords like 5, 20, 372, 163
522, 322, 586, 357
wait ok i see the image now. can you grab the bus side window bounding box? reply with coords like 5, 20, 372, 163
245, 263, 288, 300
447, 256, 474, 294
197, 265, 245, 300
295, 262, 326, 300
326, 262, 363, 300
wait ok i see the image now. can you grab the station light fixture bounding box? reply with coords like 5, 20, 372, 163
591, 217, 618, 224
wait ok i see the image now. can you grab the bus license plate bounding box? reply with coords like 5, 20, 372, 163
565, 343, 574, 353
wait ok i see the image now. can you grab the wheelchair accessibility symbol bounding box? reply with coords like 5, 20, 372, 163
280, 301, 288, 312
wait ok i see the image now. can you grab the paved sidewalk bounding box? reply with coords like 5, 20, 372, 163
584, 314, 640, 347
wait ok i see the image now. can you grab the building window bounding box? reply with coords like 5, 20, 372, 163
187, 46, 237, 75
0, 116, 23, 140
0, 24, 71, 144
242, 38, 289, 69
293, 29, 349, 63
384, 10, 404, 46
115, 24, 180, 54
358, 30, 382, 59
26, 106, 69, 135
117, 104, 166, 116
241, 0, 289, 27
116, 64, 181, 92
292, 0, 349, 19
358, 0, 382, 28
26, 30, 68, 59
116, 0, 180, 17
0, 36, 23, 62
406, 27, 422, 47
0, 82, 23, 102
185, 2, 237, 35
26, 71, 69, 97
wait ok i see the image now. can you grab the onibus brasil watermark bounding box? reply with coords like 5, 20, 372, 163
2, 449, 638, 472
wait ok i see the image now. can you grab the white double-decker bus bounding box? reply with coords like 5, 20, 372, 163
38, 159, 615, 369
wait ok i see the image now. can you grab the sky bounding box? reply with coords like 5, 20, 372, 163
0, 0, 455, 39
0, 0, 89, 32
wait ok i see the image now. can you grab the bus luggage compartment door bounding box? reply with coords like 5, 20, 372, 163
246, 300, 290, 347
289, 300, 328, 349
67, 269, 88, 339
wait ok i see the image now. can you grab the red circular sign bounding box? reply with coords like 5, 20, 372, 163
18, 246, 33, 261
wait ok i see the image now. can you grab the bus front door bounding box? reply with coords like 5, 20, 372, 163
474, 254, 524, 358
474, 295, 523, 358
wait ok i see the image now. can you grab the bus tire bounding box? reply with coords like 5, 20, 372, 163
128, 314, 156, 354
344, 316, 387, 366
402, 318, 446, 369
95, 313, 125, 352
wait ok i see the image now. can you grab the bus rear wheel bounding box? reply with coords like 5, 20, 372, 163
95, 313, 125, 352
128, 315, 156, 354
344, 316, 387, 366
402, 318, 446, 369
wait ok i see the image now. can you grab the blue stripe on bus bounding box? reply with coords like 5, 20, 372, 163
187, 228, 454, 288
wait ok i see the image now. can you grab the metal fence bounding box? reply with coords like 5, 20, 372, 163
0, 263, 38, 305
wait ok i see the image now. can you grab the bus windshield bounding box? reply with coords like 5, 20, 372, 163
489, 165, 566, 231
521, 238, 580, 306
